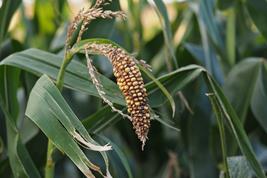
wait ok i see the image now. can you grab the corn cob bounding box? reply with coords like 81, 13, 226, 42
67, 0, 150, 149
85, 44, 151, 149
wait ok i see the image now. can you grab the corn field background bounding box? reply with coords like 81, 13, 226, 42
0, 0, 267, 178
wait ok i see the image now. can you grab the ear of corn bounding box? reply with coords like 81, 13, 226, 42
67, 0, 150, 150
85, 44, 151, 149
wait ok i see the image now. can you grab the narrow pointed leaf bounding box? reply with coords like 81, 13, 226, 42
74, 38, 177, 116
251, 62, 267, 133
0, 66, 41, 178
152, 0, 178, 68
0, 47, 201, 110
0, 48, 125, 105
204, 74, 266, 178
101, 137, 133, 178
25, 75, 111, 177
224, 58, 261, 122
197, 0, 224, 50
0, 0, 21, 43
246, 0, 267, 39
139, 64, 176, 117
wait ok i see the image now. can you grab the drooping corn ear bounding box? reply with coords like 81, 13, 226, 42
85, 44, 151, 150
85, 48, 132, 121
67, 0, 151, 150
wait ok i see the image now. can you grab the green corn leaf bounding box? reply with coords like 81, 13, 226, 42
197, 0, 224, 51
227, 156, 255, 178
0, 0, 21, 43
82, 105, 121, 134
1, 47, 264, 178
25, 75, 112, 178
73, 38, 177, 116
223, 58, 263, 154
206, 93, 229, 178
224, 58, 261, 123
0, 48, 125, 105
101, 136, 134, 178
138, 64, 176, 118
204, 73, 266, 178
0, 46, 201, 131
0, 66, 41, 178
146, 65, 203, 107
0, 46, 196, 119
151, 0, 178, 68
251, 62, 267, 134
246, 0, 267, 40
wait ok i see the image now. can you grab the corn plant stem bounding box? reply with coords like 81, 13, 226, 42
45, 51, 73, 178
45, 140, 55, 178
56, 51, 73, 90
226, 7, 236, 66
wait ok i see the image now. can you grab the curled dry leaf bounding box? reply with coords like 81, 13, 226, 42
73, 131, 112, 151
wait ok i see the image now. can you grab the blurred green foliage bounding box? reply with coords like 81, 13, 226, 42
0, 0, 267, 177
